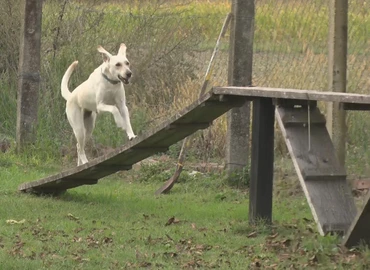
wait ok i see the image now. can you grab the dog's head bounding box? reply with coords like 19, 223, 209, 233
97, 43, 132, 84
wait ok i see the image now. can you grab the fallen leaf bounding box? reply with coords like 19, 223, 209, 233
163, 252, 178, 258
252, 261, 262, 268
67, 213, 79, 221
102, 237, 113, 244
309, 254, 318, 264
165, 217, 175, 226
191, 223, 197, 230
281, 239, 291, 247
51, 254, 63, 260
267, 232, 279, 239
6, 219, 26, 224
247, 231, 258, 238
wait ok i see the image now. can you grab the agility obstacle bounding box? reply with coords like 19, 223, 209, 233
18, 86, 370, 248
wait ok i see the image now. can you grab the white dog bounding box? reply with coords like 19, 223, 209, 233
61, 43, 136, 166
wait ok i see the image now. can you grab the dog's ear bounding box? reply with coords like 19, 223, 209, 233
118, 43, 127, 56
97, 45, 112, 62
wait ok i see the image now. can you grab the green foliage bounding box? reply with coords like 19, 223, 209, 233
226, 166, 250, 188
0, 0, 227, 161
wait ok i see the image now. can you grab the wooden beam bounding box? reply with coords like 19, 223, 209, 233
249, 97, 275, 224
341, 103, 370, 111
343, 191, 370, 247
276, 106, 356, 234
213, 86, 370, 106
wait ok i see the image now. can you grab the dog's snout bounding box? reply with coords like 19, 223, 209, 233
126, 71, 132, 78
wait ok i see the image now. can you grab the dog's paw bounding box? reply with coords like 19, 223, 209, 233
128, 134, 137, 141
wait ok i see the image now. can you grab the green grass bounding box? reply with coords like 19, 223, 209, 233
1, 153, 370, 269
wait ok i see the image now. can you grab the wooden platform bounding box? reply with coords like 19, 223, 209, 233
213, 86, 370, 110
18, 92, 247, 195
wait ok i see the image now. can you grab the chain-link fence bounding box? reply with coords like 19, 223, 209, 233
254, 0, 370, 176
254, 0, 329, 90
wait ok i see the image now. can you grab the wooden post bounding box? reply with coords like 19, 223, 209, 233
249, 98, 275, 224
226, 0, 254, 177
16, 0, 43, 151
326, 0, 348, 166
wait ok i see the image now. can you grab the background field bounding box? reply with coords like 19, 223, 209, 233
1, 0, 370, 268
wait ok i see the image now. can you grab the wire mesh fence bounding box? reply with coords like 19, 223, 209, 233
253, 0, 370, 176
253, 0, 329, 90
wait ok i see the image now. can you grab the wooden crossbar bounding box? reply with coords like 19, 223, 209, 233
213, 86, 370, 109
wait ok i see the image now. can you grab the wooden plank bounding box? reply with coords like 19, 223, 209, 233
167, 123, 210, 130
275, 99, 317, 108
213, 86, 370, 108
343, 192, 370, 247
279, 107, 326, 127
276, 106, 357, 235
341, 103, 370, 111
249, 98, 275, 224
302, 169, 346, 181
18, 92, 248, 195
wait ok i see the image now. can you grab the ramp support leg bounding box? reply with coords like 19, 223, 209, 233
249, 97, 275, 224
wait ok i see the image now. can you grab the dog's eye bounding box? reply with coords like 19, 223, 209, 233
125, 61, 130, 66
115, 63, 122, 67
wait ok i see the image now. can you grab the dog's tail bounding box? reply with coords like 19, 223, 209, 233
61, 60, 78, 101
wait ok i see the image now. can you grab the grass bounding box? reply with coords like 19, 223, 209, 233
1, 153, 370, 269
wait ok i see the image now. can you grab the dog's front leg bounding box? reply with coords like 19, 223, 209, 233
118, 103, 136, 140
97, 103, 125, 128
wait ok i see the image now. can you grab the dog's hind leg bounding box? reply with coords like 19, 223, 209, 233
84, 110, 97, 150
66, 104, 89, 166
84, 110, 96, 140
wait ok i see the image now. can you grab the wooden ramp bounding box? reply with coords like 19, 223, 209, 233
18, 92, 247, 195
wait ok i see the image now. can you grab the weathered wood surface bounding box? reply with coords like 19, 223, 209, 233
213, 86, 370, 110
276, 106, 357, 235
249, 98, 275, 224
344, 191, 370, 247
18, 92, 247, 195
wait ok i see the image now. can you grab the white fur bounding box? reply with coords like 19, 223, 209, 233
61, 43, 136, 166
